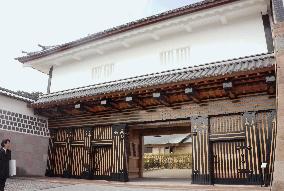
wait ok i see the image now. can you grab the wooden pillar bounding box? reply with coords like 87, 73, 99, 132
45, 128, 57, 177
81, 127, 93, 179
111, 124, 129, 182
191, 116, 211, 184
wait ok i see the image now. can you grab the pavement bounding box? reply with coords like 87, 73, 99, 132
143, 169, 191, 179
5, 176, 270, 191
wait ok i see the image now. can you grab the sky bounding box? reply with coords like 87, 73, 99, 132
0, 0, 201, 93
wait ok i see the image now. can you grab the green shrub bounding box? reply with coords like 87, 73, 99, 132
144, 153, 192, 170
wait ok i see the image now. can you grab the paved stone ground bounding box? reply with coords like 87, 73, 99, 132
4, 177, 270, 191
143, 169, 191, 179
5, 178, 70, 191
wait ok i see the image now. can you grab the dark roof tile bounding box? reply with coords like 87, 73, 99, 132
34, 53, 274, 105
0, 87, 35, 102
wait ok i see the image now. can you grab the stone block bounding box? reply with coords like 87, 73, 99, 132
273, 161, 284, 191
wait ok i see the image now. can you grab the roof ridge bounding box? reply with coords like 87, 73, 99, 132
39, 52, 274, 99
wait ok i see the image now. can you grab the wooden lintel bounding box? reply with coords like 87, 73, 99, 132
185, 87, 200, 103
223, 82, 236, 99
152, 92, 171, 106
139, 126, 190, 136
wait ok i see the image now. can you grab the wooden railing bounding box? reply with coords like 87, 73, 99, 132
144, 153, 192, 170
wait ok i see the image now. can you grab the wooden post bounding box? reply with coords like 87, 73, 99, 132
243, 112, 258, 184
191, 116, 211, 184
45, 128, 57, 177
47, 66, 53, 94
111, 124, 129, 181
81, 127, 93, 179
63, 128, 73, 178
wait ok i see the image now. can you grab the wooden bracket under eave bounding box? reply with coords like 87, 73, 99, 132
152, 92, 171, 107
125, 96, 145, 109
265, 75, 276, 95
100, 99, 121, 111
184, 87, 200, 103
223, 81, 237, 99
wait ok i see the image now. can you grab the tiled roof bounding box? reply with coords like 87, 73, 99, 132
16, 0, 237, 63
35, 53, 275, 105
144, 134, 192, 145
0, 87, 35, 102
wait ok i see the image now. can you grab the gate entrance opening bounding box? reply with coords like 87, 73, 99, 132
128, 119, 192, 181
143, 134, 192, 179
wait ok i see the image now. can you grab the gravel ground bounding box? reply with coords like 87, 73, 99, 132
4, 177, 269, 191
5, 178, 70, 191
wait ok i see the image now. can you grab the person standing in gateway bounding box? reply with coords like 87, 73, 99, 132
0, 139, 11, 191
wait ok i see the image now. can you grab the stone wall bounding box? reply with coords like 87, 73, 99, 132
272, 0, 284, 190
0, 95, 49, 177
0, 130, 49, 176
0, 109, 49, 137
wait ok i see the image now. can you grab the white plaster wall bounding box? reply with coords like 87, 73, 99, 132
0, 95, 43, 118
51, 13, 268, 92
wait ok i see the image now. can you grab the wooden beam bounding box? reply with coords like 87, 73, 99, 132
82, 105, 97, 113
223, 81, 236, 99
100, 99, 120, 110
72, 103, 95, 114
34, 109, 53, 118
72, 103, 84, 113
266, 75, 276, 94
58, 108, 76, 116
36, 107, 63, 118
185, 87, 200, 103
152, 92, 171, 106
125, 96, 145, 109
139, 126, 190, 136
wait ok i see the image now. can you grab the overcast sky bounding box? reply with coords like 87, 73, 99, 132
0, 0, 201, 93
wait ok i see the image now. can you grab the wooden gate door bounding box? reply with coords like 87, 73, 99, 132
209, 111, 276, 185
90, 126, 113, 180
212, 140, 248, 184
91, 145, 113, 179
